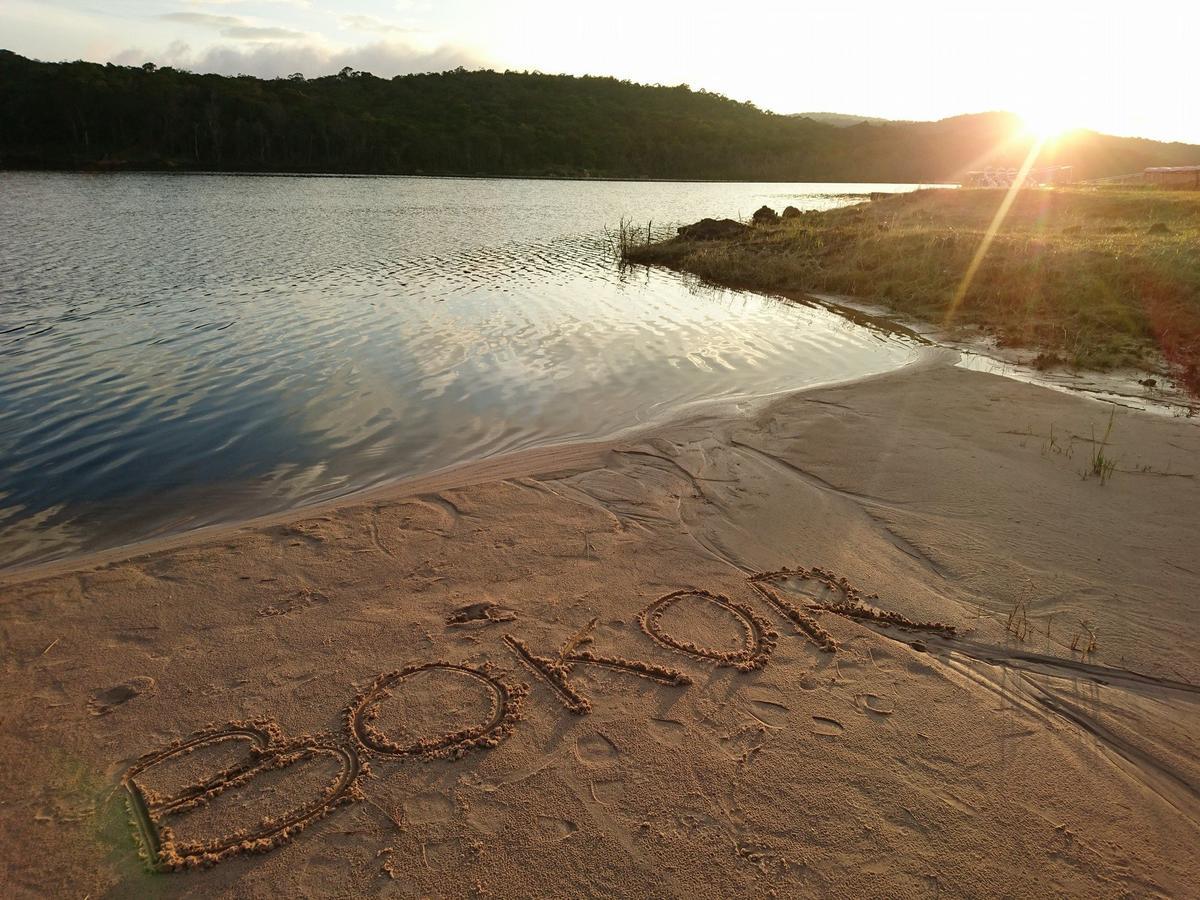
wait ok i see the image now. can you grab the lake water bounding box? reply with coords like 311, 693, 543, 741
0, 174, 932, 569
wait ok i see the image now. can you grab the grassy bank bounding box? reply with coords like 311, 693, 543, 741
624, 188, 1200, 391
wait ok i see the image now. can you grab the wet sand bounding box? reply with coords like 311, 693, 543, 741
3, 356, 1199, 898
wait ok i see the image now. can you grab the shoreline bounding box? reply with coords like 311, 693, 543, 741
0, 438, 610, 588
624, 188, 1200, 394
3, 357, 1199, 896
0, 345, 942, 584
4, 311, 1190, 586
793, 290, 1200, 416
0, 167, 958, 187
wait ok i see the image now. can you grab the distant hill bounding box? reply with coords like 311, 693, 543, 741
791, 112, 899, 127
2, 51, 1197, 182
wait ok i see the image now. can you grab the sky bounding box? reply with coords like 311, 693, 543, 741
3, 0, 1198, 144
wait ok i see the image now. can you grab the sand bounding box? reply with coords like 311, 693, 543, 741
3, 355, 1199, 898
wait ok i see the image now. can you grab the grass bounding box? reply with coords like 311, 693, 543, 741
1001, 595, 1100, 659
1041, 422, 1076, 460
1070, 621, 1099, 656
623, 188, 1200, 392
1006, 597, 1032, 641
607, 218, 655, 258
1083, 406, 1119, 485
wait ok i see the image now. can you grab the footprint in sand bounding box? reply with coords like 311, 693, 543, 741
745, 691, 790, 728
720, 725, 765, 761
404, 791, 456, 825
795, 672, 821, 691
573, 733, 624, 803
647, 717, 687, 747
257, 589, 329, 618
269, 523, 326, 547
574, 732, 619, 766
810, 716, 844, 737
854, 693, 896, 718
463, 791, 509, 835
88, 676, 155, 716
536, 815, 579, 840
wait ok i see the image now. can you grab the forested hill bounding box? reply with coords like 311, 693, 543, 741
2, 50, 1197, 182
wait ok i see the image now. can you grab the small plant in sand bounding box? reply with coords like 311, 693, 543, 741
1070, 620, 1099, 656
1040, 422, 1075, 460
1005, 597, 1032, 641
1081, 406, 1118, 485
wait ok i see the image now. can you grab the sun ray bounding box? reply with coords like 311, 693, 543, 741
944, 135, 1047, 325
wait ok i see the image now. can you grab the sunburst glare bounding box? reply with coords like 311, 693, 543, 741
1019, 108, 1075, 140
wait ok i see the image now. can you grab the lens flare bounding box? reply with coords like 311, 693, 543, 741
1019, 108, 1071, 140
944, 135, 1047, 325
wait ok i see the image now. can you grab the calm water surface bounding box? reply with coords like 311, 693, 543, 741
0, 174, 931, 568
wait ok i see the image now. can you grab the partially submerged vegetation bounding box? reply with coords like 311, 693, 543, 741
624, 188, 1200, 391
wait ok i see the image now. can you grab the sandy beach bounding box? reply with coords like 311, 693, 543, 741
3, 354, 1199, 898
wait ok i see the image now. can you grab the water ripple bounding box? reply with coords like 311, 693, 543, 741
0, 174, 929, 568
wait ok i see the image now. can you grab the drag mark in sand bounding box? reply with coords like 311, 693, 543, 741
566, 649, 693, 686
746, 578, 840, 653
640, 589, 778, 672
447, 601, 518, 626
503, 630, 691, 715
122, 720, 364, 871
346, 662, 528, 760
751, 566, 955, 638
503, 634, 593, 714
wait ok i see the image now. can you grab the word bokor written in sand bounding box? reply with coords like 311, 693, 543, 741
119, 566, 953, 871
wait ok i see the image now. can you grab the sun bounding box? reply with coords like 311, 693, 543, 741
1018, 107, 1073, 140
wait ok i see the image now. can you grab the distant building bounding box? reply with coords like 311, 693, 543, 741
963, 165, 1073, 188
1144, 166, 1200, 189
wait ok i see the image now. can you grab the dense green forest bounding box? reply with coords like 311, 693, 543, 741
2, 50, 1197, 182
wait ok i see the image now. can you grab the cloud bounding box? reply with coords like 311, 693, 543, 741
186, 0, 312, 6
160, 11, 306, 41
340, 14, 414, 36
111, 40, 193, 69
161, 12, 242, 28
115, 39, 485, 79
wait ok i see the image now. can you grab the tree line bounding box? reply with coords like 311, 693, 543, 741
1, 50, 1196, 182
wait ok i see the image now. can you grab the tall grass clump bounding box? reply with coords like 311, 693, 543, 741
606, 218, 654, 260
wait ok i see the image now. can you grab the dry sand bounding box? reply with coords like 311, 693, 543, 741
3, 355, 1200, 898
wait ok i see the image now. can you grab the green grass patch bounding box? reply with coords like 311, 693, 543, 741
625, 188, 1200, 391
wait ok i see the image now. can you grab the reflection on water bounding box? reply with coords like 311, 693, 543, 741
0, 174, 929, 568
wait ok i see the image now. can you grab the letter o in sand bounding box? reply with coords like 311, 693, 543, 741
346, 662, 527, 760
639, 589, 777, 672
